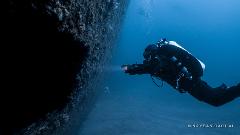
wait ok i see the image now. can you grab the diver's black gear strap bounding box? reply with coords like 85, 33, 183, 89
188, 80, 240, 106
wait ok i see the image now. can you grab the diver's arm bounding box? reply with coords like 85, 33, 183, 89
122, 63, 150, 75
122, 58, 166, 75
188, 80, 240, 107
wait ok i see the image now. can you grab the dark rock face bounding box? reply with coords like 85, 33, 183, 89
1, 0, 127, 134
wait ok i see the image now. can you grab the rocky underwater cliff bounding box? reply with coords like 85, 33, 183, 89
1, 0, 128, 134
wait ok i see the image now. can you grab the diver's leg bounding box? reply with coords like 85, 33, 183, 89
188, 80, 240, 107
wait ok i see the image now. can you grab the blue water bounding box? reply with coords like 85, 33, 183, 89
79, 0, 240, 134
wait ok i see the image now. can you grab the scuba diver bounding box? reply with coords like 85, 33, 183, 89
122, 38, 240, 107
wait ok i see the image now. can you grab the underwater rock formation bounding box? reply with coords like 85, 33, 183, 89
1, 0, 128, 134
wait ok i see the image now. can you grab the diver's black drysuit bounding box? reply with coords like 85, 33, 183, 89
123, 39, 240, 107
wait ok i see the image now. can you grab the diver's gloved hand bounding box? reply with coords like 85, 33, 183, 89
121, 65, 129, 73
